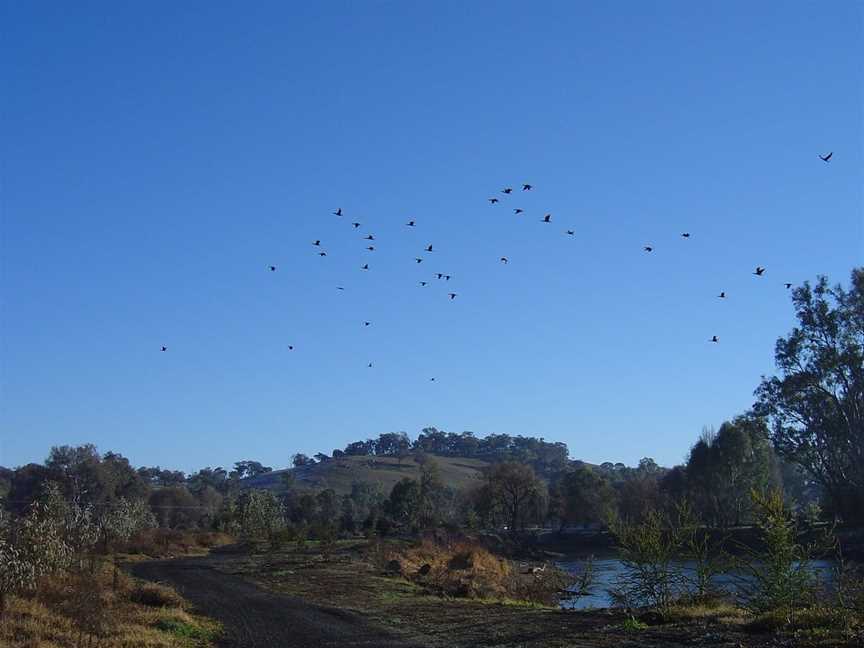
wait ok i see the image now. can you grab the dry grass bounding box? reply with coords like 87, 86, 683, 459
0, 563, 220, 648
384, 539, 571, 605
121, 530, 233, 559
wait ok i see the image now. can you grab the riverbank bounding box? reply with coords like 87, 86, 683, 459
154, 539, 861, 647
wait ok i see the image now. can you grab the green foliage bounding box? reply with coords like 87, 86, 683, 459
735, 489, 821, 620
683, 415, 780, 527
607, 509, 683, 610
755, 269, 864, 524
482, 462, 546, 531
621, 616, 648, 632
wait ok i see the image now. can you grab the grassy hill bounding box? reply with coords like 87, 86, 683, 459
243, 454, 489, 496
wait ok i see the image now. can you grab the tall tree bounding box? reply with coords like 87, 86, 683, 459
755, 269, 864, 523
483, 462, 545, 531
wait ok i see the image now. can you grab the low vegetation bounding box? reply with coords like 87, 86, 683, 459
0, 560, 219, 648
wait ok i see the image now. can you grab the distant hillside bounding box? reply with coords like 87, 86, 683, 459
243, 454, 489, 496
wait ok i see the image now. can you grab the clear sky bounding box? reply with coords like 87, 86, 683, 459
2, 2, 861, 473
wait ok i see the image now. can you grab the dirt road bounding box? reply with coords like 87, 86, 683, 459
131, 554, 425, 648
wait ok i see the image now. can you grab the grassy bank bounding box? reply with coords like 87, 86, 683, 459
1, 562, 220, 648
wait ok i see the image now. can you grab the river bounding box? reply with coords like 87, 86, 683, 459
555, 553, 836, 609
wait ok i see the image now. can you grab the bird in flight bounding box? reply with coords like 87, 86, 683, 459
643, 246, 653, 252
542, 214, 551, 223
819, 152, 833, 162
313, 240, 321, 246
333, 208, 342, 216
336, 286, 345, 290
406, 220, 415, 227
365, 234, 375, 240
419, 281, 428, 286
489, 198, 499, 204
366, 246, 375, 251
364, 321, 371, 326
784, 282, 793, 289
267, 265, 277, 272
566, 230, 574, 236
502, 187, 513, 194
318, 251, 327, 257
718, 291, 726, 299
444, 274, 451, 281
352, 222, 361, 228
448, 293, 457, 300
436, 273, 444, 279
361, 264, 369, 270
500, 257, 508, 264
710, 336, 719, 343
514, 208, 524, 214
430, 377, 436, 382
522, 184, 533, 191
425, 244, 433, 252
681, 233, 691, 238
368, 362, 373, 368
160, 346, 167, 352
754, 266, 766, 276
288, 345, 294, 351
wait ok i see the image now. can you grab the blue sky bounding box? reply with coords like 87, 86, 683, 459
2, 2, 861, 473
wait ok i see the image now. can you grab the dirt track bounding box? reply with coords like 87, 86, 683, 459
131, 553, 424, 648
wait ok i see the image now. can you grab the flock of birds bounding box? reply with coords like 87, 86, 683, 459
159, 153, 834, 365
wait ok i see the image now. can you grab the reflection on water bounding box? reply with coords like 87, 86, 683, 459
556, 553, 835, 610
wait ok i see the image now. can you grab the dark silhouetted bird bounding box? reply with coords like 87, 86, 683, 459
542, 214, 551, 223
288, 345, 294, 351
785, 283, 793, 289
419, 281, 428, 286
514, 208, 524, 214
425, 244, 433, 252
313, 240, 321, 246
352, 222, 361, 228
406, 220, 415, 226
430, 377, 436, 382
819, 152, 833, 162
366, 246, 375, 251
361, 264, 369, 270
448, 293, 457, 300
334, 208, 342, 216
337, 286, 345, 290
368, 362, 373, 368
710, 336, 719, 343
718, 292, 726, 298
500, 257, 508, 264
644, 246, 653, 252
364, 321, 371, 327
681, 233, 690, 238
160, 346, 167, 352
318, 251, 327, 256
754, 266, 766, 276
566, 230, 574, 236
415, 258, 423, 263
489, 198, 499, 204
502, 187, 512, 194
444, 275, 451, 281
268, 265, 277, 272
436, 273, 444, 279
522, 184, 532, 191
365, 234, 374, 240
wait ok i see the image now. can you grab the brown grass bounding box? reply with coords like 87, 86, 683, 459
0, 562, 220, 648
383, 539, 570, 605
121, 530, 233, 559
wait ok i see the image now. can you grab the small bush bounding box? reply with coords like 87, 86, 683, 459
129, 582, 185, 608
622, 616, 648, 632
